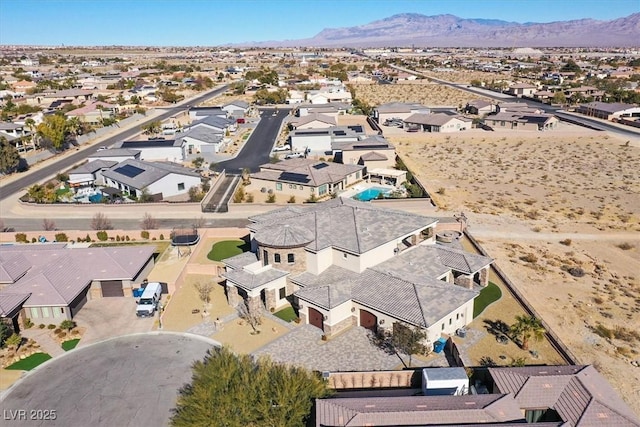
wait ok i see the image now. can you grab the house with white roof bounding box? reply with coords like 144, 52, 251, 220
67, 159, 118, 187
576, 102, 640, 120
373, 102, 432, 124
404, 113, 472, 133
0, 244, 156, 330
222, 198, 492, 345
101, 159, 201, 200
111, 139, 184, 162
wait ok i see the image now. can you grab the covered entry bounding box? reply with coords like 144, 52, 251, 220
101, 280, 124, 297
359, 309, 377, 332
308, 307, 324, 331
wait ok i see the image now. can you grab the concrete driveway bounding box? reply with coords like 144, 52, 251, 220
73, 298, 155, 348
0, 333, 218, 427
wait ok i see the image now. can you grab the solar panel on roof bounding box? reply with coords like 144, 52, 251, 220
347, 125, 363, 132
312, 163, 329, 169
114, 164, 145, 178
279, 172, 311, 184
334, 130, 346, 136
299, 131, 329, 136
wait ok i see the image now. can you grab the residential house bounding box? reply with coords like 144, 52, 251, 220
296, 103, 350, 117
10, 80, 37, 95
246, 159, 365, 200
289, 126, 364, 154
373, 102, 431, 123
404, 113, 472, 133
314, 365, 640, 426
101, 159, 201, 200
495, 102, 542, 114
307, 87, 353, 105
67, 159, 118, 187
88, 148, 141, 163
222, 100, 250, 118
222, 198, 492, 344
564, 86, 605, 102
290, 113, 337, 130
188, 106, 227, 121
179, 127, 226, 154
66, 101, 116, 125
188, 115, 235, 134
111, 139, 184, 162
507, 83, 537, 97
465, 99, 495, 115
0, 244, 156, 330
483, 112, 558, 131
576, 102, 640, 120
332, 135, 397, 170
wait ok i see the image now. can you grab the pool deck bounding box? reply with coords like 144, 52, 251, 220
341, 183, 397, 200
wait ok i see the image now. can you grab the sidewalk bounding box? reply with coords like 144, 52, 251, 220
20, 327, 65, 358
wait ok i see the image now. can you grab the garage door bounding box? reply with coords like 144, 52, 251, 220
359, 309, 377, 333
101, 280, 124, 297
308, 307, 324, 331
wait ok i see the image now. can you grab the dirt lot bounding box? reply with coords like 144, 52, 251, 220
390, 126, 640, 413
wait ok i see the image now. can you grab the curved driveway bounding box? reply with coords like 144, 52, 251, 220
0, 333, 218, 427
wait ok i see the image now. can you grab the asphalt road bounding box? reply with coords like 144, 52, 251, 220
215, 108, 290, 173
0, 85, 229, 201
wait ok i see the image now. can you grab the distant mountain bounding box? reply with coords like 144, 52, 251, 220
250, 13, 640, 48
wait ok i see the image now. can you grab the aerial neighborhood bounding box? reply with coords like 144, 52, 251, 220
0, 5, 639, 427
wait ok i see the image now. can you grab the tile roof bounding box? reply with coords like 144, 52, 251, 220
68, 159, 118, 175
315, 394, 525, 426
88, 148, 140, 158
190, 115, 234, 129
250, 198, 436, 255
179, 127, 224, 144
359, 151, 388, 161
222, 251, 258, 270
101, 159, 200, 190
405, 113, 471, 126
0, 292, 31, 316
223, 266, 289, 291
489, 365, 640, 426
0, 252, 30, 283
578, 101, 639, 114
254, 224, 315, 248
0, 245, 156, 307
332, 135, 394, 152
375, 102, 429, 113
253, 159, 363, 188
291, 113, 337, 128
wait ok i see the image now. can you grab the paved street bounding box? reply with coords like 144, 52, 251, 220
0, 333, 218, 427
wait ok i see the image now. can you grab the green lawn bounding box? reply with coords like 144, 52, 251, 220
274, 306, 298, 322
6, 353, 52, 371
473, 282, 502, 318
207, 240, 250, 262
61, 339, 80, 351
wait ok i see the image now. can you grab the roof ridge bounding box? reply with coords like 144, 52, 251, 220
412, 282, 429, 328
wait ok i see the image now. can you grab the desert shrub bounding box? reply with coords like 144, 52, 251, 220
159, 234, 165, 240
141, 230, 150, 239
593, 296, 605, 305
287, 196, 296, 203
266, 194, 276, 203
15, 233, 27, 243
233, 186, 245, 203
520, 254, 538, 263
245, 194, 254, 203
125, 235, 130, 241
593, 324, 614, 339
616, 346, 633, 357
559, 239, 572, 246
562, 265, 585, 277
5, 333, 21, 348
436, 187, 446, 195
31, 237, 37, 243
56, 331, 67, 339
53, 328, 61, 334
47, 324, 56, 329
38, 324, 45, 329
613, 326, 640, 342
617, 242, 635, 250
24, 318, 33, 329
55, 233, 68, 242
116, 235, 121, 242
96, 231, 108, 241
60, 320, 76, 331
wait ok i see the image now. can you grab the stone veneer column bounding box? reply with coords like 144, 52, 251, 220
454, 275, 473, 289
480, 268, 489, 287
323, 315, 357, 338
227, 285, 240, 307
247, 295, 262, 314
265, 289, 277, 312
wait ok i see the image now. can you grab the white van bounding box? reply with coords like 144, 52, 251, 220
136, 282, 163, 317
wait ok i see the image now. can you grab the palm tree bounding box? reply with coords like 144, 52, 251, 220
24, 118, 37, 150
510, 315, 545, 350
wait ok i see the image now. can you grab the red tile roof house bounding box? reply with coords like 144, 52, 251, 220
222, 198, 492, 346
314, 365, 640, 426
0, 244, 156, 333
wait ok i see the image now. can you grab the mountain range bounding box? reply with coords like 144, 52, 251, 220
247, 13, 640, 48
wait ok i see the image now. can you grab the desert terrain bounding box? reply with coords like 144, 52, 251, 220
388, 124, 640, 413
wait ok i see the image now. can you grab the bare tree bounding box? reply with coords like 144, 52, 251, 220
90, 212, 113, 230
194, 281, 214, 306
140, 212, 159, 230
237, 299, 262, 334
42, 218, 56, 231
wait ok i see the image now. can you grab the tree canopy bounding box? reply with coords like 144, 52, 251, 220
0, 136, 21, 174
171, 346, 330, 427
510, 315, 545, 350
37, 114, 69, 150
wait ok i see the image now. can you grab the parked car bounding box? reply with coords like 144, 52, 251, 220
284, 152, 305, 159
136, 282, 163, 317
273, 144, 291, 152
236, 118, 245, 124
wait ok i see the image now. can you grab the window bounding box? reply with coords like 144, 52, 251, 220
318, 184, 327, 196
274, 253, 281, 263
500, 121, 505, 126
449, 318, 452, 325
42, 307, 50, 318
343, 253, 347, 259
279, 287, 286, 300
263, 250, 269, 266
177, 182, 185, 191
441, 323, 445, 330
287, 253, 295, 263
456, 313, 460, 320
276, 182, 282, 191
30, 307, 39, 318
52, 307, 62, 317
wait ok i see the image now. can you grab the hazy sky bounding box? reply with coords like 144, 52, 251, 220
0, 0, 637, 46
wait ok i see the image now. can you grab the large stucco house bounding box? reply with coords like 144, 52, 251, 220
222, 198, 492, 346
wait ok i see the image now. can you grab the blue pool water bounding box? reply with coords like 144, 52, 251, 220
88, 194, 103, 203
353, 187, 390, 202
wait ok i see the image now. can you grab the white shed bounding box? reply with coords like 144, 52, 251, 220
422, 367, 469, 396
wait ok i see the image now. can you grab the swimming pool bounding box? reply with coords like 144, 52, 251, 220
353, 187, 391, 202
